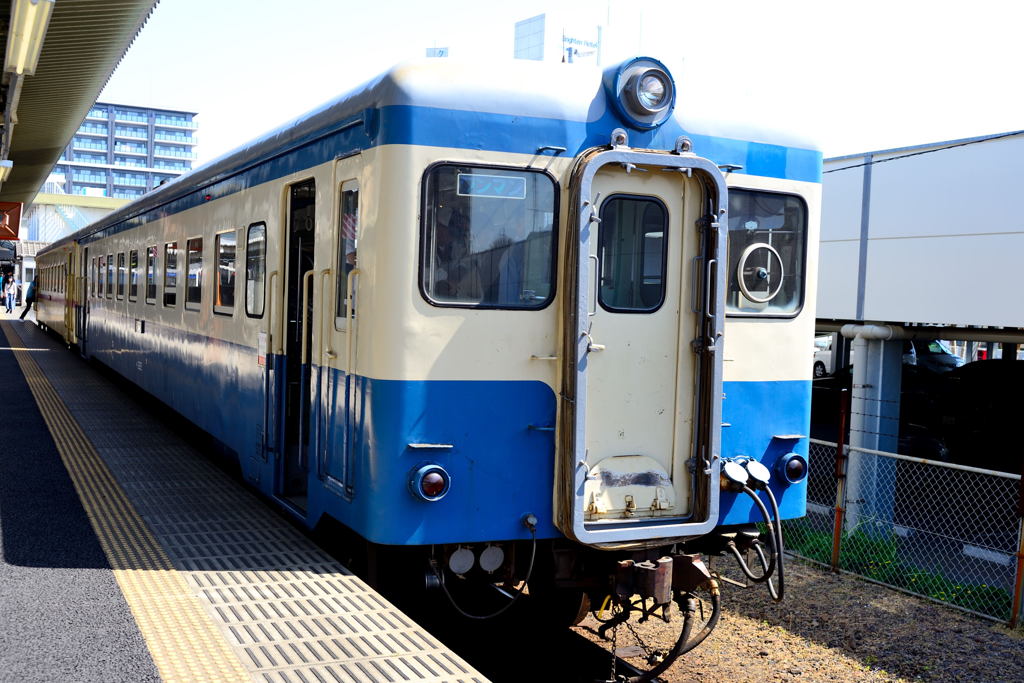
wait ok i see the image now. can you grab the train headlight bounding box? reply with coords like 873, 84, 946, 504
775, 453, 808, 485
604, 57, 677, 130
409, 463, 451, 502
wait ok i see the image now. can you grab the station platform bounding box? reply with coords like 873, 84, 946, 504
0, 313, 485, 683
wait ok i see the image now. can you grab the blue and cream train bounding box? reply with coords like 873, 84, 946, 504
37, 57, 820, 666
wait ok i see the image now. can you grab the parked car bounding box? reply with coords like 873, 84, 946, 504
903, 339, 964, 373
813, 335, 833, 378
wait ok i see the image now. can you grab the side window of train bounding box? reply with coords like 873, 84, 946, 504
129, 250, 139, 301
164, 242, 178, 307
106, 253, 113, 299
335, 180, 358, 325
598, 195, 669, 313
214, 230, 236, 316
420, 164, 557, 309
245, 222, 266, 318
116, 253, 126, 299
726, 189, 808, 316
146, 246, 157, 304
91, 257, 97, 298
97, 256, 104, 297
186, 238, 203, 310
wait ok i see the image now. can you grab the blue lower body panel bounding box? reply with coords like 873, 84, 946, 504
718, 379, 811, 524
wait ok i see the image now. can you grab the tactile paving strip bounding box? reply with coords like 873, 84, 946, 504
8, 322, 485, 683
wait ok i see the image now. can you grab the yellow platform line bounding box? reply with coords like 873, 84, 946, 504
1, 321, 251, 683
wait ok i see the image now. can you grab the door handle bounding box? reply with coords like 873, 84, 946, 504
299, 269, 315, 366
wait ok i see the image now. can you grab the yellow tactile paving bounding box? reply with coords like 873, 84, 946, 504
1, 320, 251, 683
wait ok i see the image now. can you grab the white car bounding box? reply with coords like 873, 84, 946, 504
813, 335, 833, 378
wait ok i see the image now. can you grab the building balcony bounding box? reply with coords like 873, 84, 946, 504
154, 118, 197, 130
86, 109, 108, 120
113, 145, 148, 156
112, 177, 147, 187
72, 175, 107, 184
153, 133, 197, 145
153, 148, 196, 160
72, 140, 108, 152
114, 112, 148, 124
114, 130, 148, 141
113, 158, 147, 168
78, 127, 109, 137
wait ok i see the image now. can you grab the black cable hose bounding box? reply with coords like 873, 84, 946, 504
431, 527, 537, 620
763, 485, 786, 602
625, 587, 722, 683
726, 485, 779, 583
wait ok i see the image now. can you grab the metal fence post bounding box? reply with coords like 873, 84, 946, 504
1012, 518, 1024, 628
830, 388, 850, 573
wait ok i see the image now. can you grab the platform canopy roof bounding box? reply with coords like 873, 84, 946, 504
0, 0, 160, 206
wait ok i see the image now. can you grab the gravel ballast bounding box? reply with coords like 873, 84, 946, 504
573, 559, 1024, 682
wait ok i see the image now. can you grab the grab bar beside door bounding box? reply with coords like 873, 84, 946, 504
299, 269, 316, 366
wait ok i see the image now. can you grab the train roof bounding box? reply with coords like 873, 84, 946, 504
43, 57, 821, 253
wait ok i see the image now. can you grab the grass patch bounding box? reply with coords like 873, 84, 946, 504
784, 520, 1013, 620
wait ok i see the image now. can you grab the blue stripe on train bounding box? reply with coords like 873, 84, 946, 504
80, 309, 809, 543
78, 103, 820, 245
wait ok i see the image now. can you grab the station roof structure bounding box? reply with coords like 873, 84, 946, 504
0, 0, 160, 207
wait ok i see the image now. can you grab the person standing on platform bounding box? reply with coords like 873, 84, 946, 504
18, 276, 36, 320
3, 274, 14, 313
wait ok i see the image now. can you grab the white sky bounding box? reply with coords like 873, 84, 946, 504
99, 0, 1024, 166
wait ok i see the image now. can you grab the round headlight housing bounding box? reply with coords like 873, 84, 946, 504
409, 463, 451, 502
603, 57, 677, 130
775, 453, 809, 485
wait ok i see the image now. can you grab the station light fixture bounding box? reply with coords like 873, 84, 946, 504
0, 160, 12, 183
5, 0, 56, 76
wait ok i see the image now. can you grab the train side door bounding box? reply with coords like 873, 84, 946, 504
557, 146, 727, 547
278, 179, 317, 510
320, 164, 360, 498
79, 247, 89, 354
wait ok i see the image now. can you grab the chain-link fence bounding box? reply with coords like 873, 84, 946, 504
785, 439, 1024, 624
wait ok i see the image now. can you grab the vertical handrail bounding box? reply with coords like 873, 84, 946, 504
319, 269, 334, 362
345, 268, 361, 375
831, 388, 851, 572
299, 270, 315, 365
265, 270, 279, 354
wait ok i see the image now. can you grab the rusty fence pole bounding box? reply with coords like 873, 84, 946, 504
1010, 458, 1024, 628
830, 388, 851, 573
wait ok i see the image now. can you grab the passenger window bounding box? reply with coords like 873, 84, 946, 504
116, 253, 126, 299
186, 238, 203, 309
335, 181, 358, 323
164, 242, 178, 307
91, 257, 96, 298
145, 246, 157, 304
726, 189, 807, 316
129, 250, 139, 301
106, 254, 113, 298
245, 222, 266, 318
214, 231, 236, 315
97, 256, 104, 297
598, 196, 668, 313
421, 164, 556, 309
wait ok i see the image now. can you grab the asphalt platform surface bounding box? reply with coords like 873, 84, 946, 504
0, 317, 159, 682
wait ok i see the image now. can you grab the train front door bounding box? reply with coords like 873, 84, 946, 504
280, 179, 317, 510
558, 145, 727, 547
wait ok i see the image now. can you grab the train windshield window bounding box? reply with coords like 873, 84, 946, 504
335, 182, 358, 322
146, 246, 157, 304
421, 164, 556, 309
245, 223, 266, 318
726, 189, 807, 316
598, 196, 668, 312
106, 254, 113, 298
214, 231, 236, 315
164, 242, 178, 307
186, 238, 203, 309
129, 250, 139, 301
116, 253, 126, 299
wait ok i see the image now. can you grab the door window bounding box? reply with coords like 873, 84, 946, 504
598, 195, 668, 313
